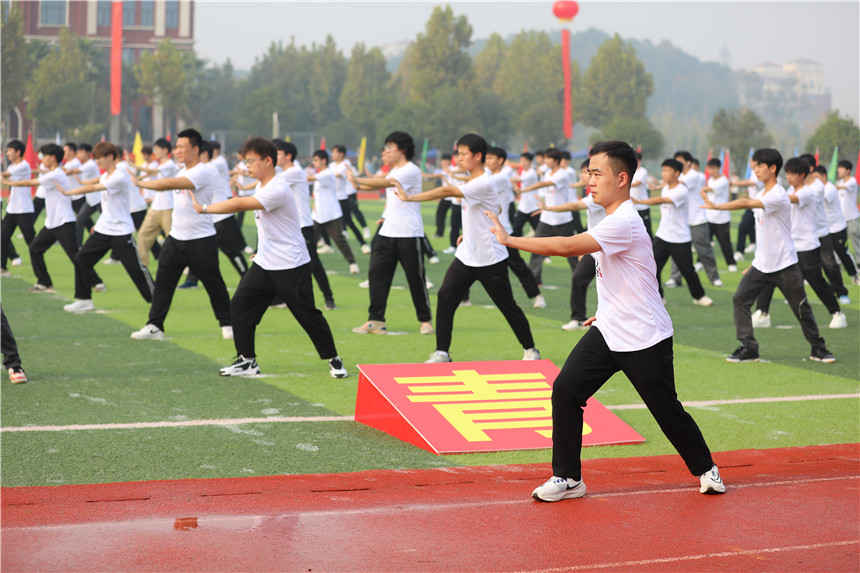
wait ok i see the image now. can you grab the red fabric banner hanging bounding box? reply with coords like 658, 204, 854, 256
110, 1, 123, 116
561, 29, 573, 140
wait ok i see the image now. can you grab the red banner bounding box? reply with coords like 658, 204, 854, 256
561, 29, 573, 140
110, 1, 122, 116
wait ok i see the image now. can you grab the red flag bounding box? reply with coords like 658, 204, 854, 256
705, 148, 713, 182
23, 132, 38, 197
723, 148, 731, 179
636, 144, 642, 153
166, 131, 171, 142
561, 29, 573, 140
319, 136, 326, 151
110, 1, 122, 116
522, 142, 529, 153
814, 147, 820, 166
856, 149, 860, 185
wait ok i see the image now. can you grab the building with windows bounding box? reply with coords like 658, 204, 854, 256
9, 0, 194, 143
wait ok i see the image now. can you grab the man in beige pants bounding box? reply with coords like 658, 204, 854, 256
137, 138, 177, 266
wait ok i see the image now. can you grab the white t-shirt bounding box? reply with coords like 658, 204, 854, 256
586, 200, 673, 352
655, 184, 691, 243
279, 163, 313, 229
236, 161, 257, 197
35, 162, 47, 199
631, 166, 649, 211
140, 160, 159, 203
704, 176, 731, 224
170, 162, 217, 241
211, 155, 231, 184
539, 169, 573, 226
806, 178, 829, 238
789, 185, 821, 252
517, 167, 539, 214
823, 180, 846, 234
6, 161, 33, 214
456, 173, 508, 267
40, 167, 75, 229
564, 166, 579, 200
752, 184, 797, 273
251, 175, 310, 271
80, 159, 102, 206
331, 160, 354, 201
64, 157, 83, 200
379, 162, 424, 238
207, 163, 234, 224
94, 169, 136, 236
150, 159, 178, 211
681, 169, 707, 226
491, 171, 515, 234
311, 168, 341, 224
117, 161, 148, 213
582, 194, 607, 230
837, 177, 859, 222
746, 171, 764, 200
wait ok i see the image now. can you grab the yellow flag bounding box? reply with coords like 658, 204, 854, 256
358, 137, 367, 173
132, 131, 145, 166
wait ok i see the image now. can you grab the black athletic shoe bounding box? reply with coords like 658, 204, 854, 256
328, 357, 347, 378
219, 356, 260, 377
726, 344, 759, 363
810, 347, 836, 363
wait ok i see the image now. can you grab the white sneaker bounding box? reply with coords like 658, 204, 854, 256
349, 263, 360, 274
360, 244, 371, 255
352, 320, 387, 335
425, 350, 451, 363
852, 275, 860, 286
243, 245, 255, 255
699, 465, 726, 494
664, 278, 679, 288
328, 356, 348, 378
428, 256, 440, 264
222, 326, 234, 339
751, 310, 771, 328
713, 279, 723, 287
219, 355, 260, 377
358, 279, 370, 288
10, 257, 22, 267
317, 244, 334, 254
727, 264, 738, 272
561, 319, 588, 331
523, 348, 541, 360
363, 228, 371, 240
131, 324, 164, 340
694, 262, 704, 272
734, 252, 744, 262
442, 246, 456, 255
459, 299, 472, 307
744, 243, 757, 254
93, 283, 107, 292
829, 311, 847, 329
419, 322, 434, 335
693, 295, 714, 306
426, 279, 434, 289
532, 294, 547, 309
102, 257, 120, 265
837, 295, 851, 305
63, 299, 95, 313
0, 269, 10, 277
532, 476, 586, 502
542, 257, 553, 264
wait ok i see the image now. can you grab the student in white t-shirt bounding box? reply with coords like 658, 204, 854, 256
700, 149, 834, 363
130, 128, 233, 341
1, 140, 35, 274
560, 151, 585, 235
187, 138, 347, 379
732, 164, 762, 259
633, 159, 713, 306
392, 133, 539, 363
348, 131, 433, 335
701, 158, 736, 272
331, 145, 369, 253
813, 164, 857, 300
62, 143, 85, 213
70, 144, 103, 247
835, 160, 860, 265
486, 140, 723, 501
511, 152, 540, 237
307, 150, 358, 274
136, 138, 177, 267
827, 162, 860, 287
59, 142, 155, 313
630, 152, 652, 237
425, 154, 454, 240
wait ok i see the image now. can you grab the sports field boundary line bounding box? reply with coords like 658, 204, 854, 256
1, 393, 857, 433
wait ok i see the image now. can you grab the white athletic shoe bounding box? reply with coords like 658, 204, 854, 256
358, 279, 370, 288
693, 295, 714, 307
222, 326, 234, 339
102, 257, 120, 265
664, 278, 680, 288
532, 476, 586, 502
317, 244, 334, 254
751, 310, 771, 328
131, 324, 164, 340
426, 279, 434, 289
837, 295, 851, 306
243, 245, 255, 255
442, 246, 456, 255
744, 243, 757, 254
219, 355, 260, 377
561, 319, 588, 331
459, 298, 472, 307
63, 299, 95, 313
93, 283, 107, 292
428, 255, 440, 264
523, 348, 541, 360
363, 228, 371, 240
328, 356, 348, 379
733, 252, 744, 262
360, 244, 371, 255
543, 257, 553, 264
713, 279, 723, 287
699, 465, 726, 494
11, 257, 22, 267
349, 263, 360, 275
852, 275, 860, 286
532, 294, 547, 309
694, 262, 704, 272
0, 269, 10, 277
425, 350, 452, 363
829, 311, 847, 329
727, 264, 738, 272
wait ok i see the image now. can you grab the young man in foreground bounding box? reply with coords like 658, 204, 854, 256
485, 140, 724, 501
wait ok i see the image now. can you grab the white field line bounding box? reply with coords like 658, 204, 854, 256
1, 393, 857, 433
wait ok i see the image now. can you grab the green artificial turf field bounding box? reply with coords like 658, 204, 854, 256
1, 199, 858, 487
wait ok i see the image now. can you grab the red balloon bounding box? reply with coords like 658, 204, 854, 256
553, 0, 579, 21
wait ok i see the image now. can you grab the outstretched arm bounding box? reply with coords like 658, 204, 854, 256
484, 210, 600, 257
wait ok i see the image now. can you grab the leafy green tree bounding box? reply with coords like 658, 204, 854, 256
579, 34, 654, 129
475, 33, 506, 91
709, 108, 773, 174
232, 85, 288, 138
806, 111, 860, 166
1, 2, 29, 134
305, 36, 347, 129
134, 39, 189, 135
340, 44, 394, 146
590, 116, 664, 158
190, 59, 239, 134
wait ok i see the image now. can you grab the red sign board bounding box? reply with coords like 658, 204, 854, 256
355, 360, 644, 454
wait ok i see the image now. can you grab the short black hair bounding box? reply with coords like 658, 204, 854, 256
64, 142, 77, 153
520, 152, 533, 161
487, 146, 507, 163
752, 148, 783, 175
211, 140, 221, 152
332, 144, 347, 154
177, 128, 203, 154
456, 133, 488, 164
313, 149, 329, 164
636, 151, 642, 160
544, 148, 562, 163
784, 157, 808, 176
674, 150, 692, 163
142, 145, 153, 156
707, 158, 721, 169
691, 158, 700, 166
240, 137, 277, 167
813, 165, 828, 177
838, 160, 853, 172
153, 138, 171, 153
441, 153, 452, 161
589, 140, 637, 182
560, 150, 572, 160
535, 150, 545, 158
662, 158, 683, 173
78, 143, 92, 153
92, 141, 121, 160
799, 153, 816, 168
199, 141, 212, 158
384, 131, 415, 161
6, 140, 25, 155
580, 159, 589, 170
39, 143, 64, 163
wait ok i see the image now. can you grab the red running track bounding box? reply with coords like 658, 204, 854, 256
2, 444, 858, 572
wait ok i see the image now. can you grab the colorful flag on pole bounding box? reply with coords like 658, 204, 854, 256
705, 148, 713, 182
55, 132, 61, 145
357, 137, 367, 173
24, 132, 38, 196
132, 131, 145, 166
828, 146, 839, 183
420, 138, 429, 172
723, 148, 731, 179
110, 1, 122, 116
319, 136, 326, 151
814, 147, 820, 166
744, 147, 754, 180
523, 142, 529, 153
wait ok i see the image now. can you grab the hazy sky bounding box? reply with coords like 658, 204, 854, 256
195, 1, 859, 119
